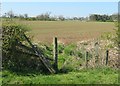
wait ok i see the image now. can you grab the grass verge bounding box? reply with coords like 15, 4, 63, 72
1, 67, 118, 85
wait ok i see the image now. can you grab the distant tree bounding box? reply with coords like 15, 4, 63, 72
44, 12, 51, 20
73, 17, 78, 20
3, 10, 117, 22
6, 11, 14, 18
58, 15, 65, 21
19, 14, 24, 20
50, 16, 57, 21
79, 17, 85, 21
111, 14, 118, 21
89, 14, 113, 22
36, 12, 51, 21
24, 14, 28, 19
31, 17, 37, 21
89, 14, 97, 21
36, 14, 44, 20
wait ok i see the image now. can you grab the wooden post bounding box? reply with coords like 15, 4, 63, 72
95, 42, 99, 63
53, 37, 58, 73
106, 50, 109, 65
85, 51, 88, 68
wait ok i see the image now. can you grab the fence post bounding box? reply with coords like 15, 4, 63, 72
53, 37, 58, 73
106, 50, 109, 65
85, 51, 88, 68
95, 42, 99, 63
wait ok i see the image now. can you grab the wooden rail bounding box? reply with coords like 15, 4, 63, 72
22, 33, 55, 74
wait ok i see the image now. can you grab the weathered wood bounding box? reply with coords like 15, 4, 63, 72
53, 37, 58, 73
95, 42, 99, 63
15, 49, 53, 61
106, 50, 109, 65
85, 51, 88, 68
23, 33, 55, 74
35, 47, 55, 74
23, 34, 36, 51
17, 42, 34, 53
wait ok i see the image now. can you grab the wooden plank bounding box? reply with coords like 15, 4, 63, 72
15, 49, 53, 61
17, 42, 34, 53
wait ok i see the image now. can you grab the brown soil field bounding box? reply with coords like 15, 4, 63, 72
22, 21, 115, 44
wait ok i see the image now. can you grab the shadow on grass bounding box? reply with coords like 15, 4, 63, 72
2, 67, 71, 77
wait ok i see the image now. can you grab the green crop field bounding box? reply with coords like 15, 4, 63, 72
21, 21, 115, 44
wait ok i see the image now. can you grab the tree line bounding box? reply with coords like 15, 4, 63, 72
2, 10, 118, 22
89, 14, 118, 22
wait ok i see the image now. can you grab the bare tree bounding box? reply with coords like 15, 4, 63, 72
7, 10, 14, 18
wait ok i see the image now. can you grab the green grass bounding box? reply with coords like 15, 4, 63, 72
1, 67, 118, 85
1, 20, 118, 85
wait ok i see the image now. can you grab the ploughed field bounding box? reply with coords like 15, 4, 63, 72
22, 21, 115, 44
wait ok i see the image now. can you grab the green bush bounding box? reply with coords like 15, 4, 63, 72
2, 21, 47, 72
2, 21, 29, 70
75, 50, 83, 58
64, 44, 76, 56
117, 23, 120, 48
58, 44, 64, 54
